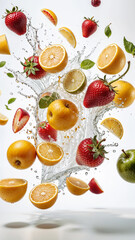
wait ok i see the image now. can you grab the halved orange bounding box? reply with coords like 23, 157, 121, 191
97, 44, 126, 74
59, 27, 76, 48
0, 34, 10, 55
41, 8, 58, 26
0, 178, 27, 203
39, 44, 68, 73
101, 117, 124, 139
66, 177, 90, 195
37, 142, 64, 166
0, 113, 8, 125
29, 183, 58, 209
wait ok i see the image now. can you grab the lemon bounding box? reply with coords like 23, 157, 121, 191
0, 113, 8, 125
0, 35, 10, 55
66, 177, 90, 195
59, 27, 76, 48
101, 117, 124, 139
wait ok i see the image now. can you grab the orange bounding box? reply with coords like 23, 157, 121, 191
0, 34, 10, 55
97, 44, 126, 74
101, 117, 124, 139
7, 140, 36, 169
41, 9, 57, 26
37, 142, 64, 166
0, 113, 8, 125
111, 80, 135, 108
39, 44, 68, 73
58, 27, 76, 48
0, 178, 27, 203
66, 177, 90, 195
29, 183, 58, 209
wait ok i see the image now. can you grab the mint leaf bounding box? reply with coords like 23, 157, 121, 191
8, 98, 16, 104
5, 105, 11, 110
105, 24, 112, 38
123, 37, 135, 56
39, 92, 60, 109
0, 61, 6, 68
7, 73, 14, 78
81, 59, 95, 70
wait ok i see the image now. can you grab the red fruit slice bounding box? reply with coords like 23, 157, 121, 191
12, 108, 30, 133
89, 178, 103, 194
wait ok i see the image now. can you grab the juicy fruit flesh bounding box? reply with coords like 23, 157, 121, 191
101, 117, 124, 139
0, 178, 26, 187
0, 34, 10, 54
41, 9, 57, 25
98, 45, 116, 68
59, 27, 76, 48
0, 113, 8, 125
38, 142, 63, 160
67, 177, 89, 189
63, 69, 86, 92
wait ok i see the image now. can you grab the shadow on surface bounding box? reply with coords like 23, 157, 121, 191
4, 222, 29, 228
35, 223, 61, 229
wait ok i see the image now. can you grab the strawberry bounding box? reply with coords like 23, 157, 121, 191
91, 0, 101, 7
12, 108, 30, 133
37, 121, 57, 141
76, 136, 107, 167
4, 6, 27, 35
82, 17, 98, 38
21, 56, 46, 79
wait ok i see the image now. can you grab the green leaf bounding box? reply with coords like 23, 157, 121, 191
0, 61, 6, 68
104, 24, 112, 38
51, 92, 60, 100
5, 104, 11, 110
8, 98, 16, 104
7, 72, 14, 78
81, 59, 95, 70
39, 92, 60, 109
123, 37, 135, 56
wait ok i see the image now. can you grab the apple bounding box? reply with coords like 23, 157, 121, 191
117, 149, 135, 183
12, 108, 30, 133
89, 178, 103, 194
47, 99, 79, 131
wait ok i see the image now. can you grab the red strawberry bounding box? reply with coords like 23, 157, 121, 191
82, 17, 98, 38
91, 0, 101, 7
76, 136, 107, 167
4, 6, 27, 35
12, 108, 30, 133
37, 121, 57, 141
21, 56, 46, 79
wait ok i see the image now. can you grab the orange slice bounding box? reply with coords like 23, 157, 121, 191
0, 178, 27, 203
58, 27, 76, 48
29, 183, 58, 209
0, 34, 10, 55
41, 9, 57, 26
37, 142, 64, 166
97, 44, 126, 74
66, 177, 90, 195
101, 117, 124, 139
0, 113, 8, 125
39, 44, 68, 73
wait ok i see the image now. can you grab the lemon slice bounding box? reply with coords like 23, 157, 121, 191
29, 183, 58, 209
63, 69, 86, 93
0, 34, 10, 55
0, 113, 8, 125
41, 8, 57, 26
59, 27, 76, 48
39, 44, 68, 73
37, 142, 64, 166
66, 177, 90, 195
101, 117, 124, 139
0, 178, 27, 203
97, 44, 126, 74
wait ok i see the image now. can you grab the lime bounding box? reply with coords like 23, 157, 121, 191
63, 69, 86, 94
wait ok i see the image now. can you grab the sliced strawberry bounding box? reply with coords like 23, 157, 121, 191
12, 108, 30, 133
89, 178, 103, 194
37, 121, 57, 141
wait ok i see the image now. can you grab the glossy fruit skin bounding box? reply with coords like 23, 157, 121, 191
12, 108, 30, 133
89, 178, 103, 194
83, 80, 115, 108
76, 138, 104, 167
91, 0, 101, 7
117, 150, 135, 183
37, 121, 57, 141
7, 140, 36, 169
5, 11, 27, 35
24, 56, 46, 79
82, 18, 97, 38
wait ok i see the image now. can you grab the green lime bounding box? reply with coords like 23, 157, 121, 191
63, 69, 86, 94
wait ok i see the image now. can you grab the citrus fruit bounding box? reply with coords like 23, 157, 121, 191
0, 178, 27, 203
63, 69, 86, 93
58, 27, 76, 48
101, 117, 124, 139
29, 183, 58, 209
0, 34, 10, 55
111, 80, 135, 108
37, 142, 64, 166
0, 113, 8, 125
39, 44, 68, 73
7, 140, 36, 169
66, 176, 90, 195
41, 9, 57, 26
97, 44, 126, 74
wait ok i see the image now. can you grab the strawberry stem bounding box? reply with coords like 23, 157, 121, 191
122, 149, 129, 158
109, 61, 130, 85
96, 138, 106, 149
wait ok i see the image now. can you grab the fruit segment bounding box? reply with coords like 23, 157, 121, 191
89, 178, 103, 194
37, 121, 57, 141
59, 27, 76, 48
66, 177, 90, 195
41, 9, 57, 26
0, 34, 10, 55
12, 108, 30, 133
101, 117, 124, 139
0, 113, 8, 125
